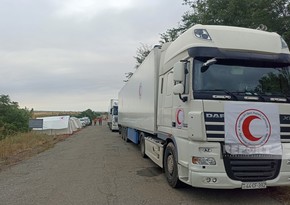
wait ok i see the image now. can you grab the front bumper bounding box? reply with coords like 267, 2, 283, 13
189, 171, 290, 189
111, 123, 119, 131
176, 140, 290, 189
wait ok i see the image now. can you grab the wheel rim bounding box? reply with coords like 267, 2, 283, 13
167, 154, 174, 175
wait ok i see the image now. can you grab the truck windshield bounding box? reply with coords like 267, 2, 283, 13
193, 60, 290, 98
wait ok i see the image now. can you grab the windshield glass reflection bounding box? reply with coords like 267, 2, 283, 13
194, 60, 290, 97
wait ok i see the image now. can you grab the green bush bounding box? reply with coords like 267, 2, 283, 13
0, 95, 32, 140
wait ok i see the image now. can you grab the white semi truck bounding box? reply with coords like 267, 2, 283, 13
118, 24, 290, 189
107, 99, 119, 131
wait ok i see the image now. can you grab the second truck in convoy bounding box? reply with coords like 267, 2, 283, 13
107, 99, 119, 131
118, 24, 290, 189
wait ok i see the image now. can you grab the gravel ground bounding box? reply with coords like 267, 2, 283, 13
0, 125, 284, 205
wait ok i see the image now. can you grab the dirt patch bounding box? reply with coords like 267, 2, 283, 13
0, 134, 71, 172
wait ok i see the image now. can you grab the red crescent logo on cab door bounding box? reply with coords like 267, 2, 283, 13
176, 109, 184, 129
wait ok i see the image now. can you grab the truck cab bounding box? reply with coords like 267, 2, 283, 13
160, 25, 290, 188
119, 24, 290, 189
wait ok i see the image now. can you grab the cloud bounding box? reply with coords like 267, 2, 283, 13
0, 0, 188, 111
53, 0, 135, 20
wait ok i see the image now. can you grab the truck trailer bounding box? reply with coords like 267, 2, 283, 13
107, 99, 119, 131
118, 24, 290, 189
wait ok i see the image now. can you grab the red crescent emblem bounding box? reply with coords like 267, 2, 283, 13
176, 109, 184, 129
242, 115, 261, 142
235, 109, 272, 147
177, 109, 182, 124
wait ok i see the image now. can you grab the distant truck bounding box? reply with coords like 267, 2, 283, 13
79, 117, 91, 127
118, 24, 290, 189
107, 99, 119, 131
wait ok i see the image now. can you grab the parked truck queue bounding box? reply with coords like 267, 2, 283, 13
117, 24, 290, 189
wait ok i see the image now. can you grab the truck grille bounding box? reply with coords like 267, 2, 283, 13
203, 112, 285, 182
223, 154, 281, 182
204, 112, 290, 142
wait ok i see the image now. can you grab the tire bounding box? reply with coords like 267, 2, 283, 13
121, 127, 125, 140
164, 142, 183, 188
108, 122, 111, 130
123, 127, 129, 142
139, 132, 147, 158
124, 133, 129, 142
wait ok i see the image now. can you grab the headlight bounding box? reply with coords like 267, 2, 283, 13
192, 156, 216, 165
194, 29, 212, 40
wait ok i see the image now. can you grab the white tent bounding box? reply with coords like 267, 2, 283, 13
33, 116, 82, 135
70, 117, 82, 132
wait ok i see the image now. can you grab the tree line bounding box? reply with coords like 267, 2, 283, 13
133, 0, 290, 68
0, 94, 104, 139
0, 95, 32, 139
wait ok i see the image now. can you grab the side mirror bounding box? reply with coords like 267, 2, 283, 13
173, 62, 185, 82
173, 61, 188, 102
173, 84, 184, 95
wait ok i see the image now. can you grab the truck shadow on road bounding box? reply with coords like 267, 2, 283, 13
136, 167, 162, 177
134, 164, 286, 204
175, 183, 287, 204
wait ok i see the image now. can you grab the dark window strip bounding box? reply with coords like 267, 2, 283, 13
206, 125, 224, 131
281, 135, 290, 139
281, 127, 290, 132
207, 133, 224, 138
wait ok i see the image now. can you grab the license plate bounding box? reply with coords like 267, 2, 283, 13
242, 182, 267, 189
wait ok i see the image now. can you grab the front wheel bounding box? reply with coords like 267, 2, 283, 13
164, 142, 183, 188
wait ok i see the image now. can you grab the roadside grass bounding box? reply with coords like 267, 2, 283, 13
0, 132, 69, 170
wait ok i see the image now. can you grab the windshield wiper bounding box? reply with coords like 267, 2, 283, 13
263, 92, 289, 102
232, 91, 265, 101
196, 89, 238, 100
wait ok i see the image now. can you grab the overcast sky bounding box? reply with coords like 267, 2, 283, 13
0, 0, 188, 112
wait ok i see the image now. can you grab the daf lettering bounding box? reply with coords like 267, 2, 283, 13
206, 113, 224, 119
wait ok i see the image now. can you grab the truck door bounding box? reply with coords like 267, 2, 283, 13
158, 71, 174, 128
172, 60, 190, 131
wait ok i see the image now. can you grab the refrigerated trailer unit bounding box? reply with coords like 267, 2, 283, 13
118, 24, 290, 189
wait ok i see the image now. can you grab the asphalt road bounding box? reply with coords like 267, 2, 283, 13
0, 125, 283, 205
